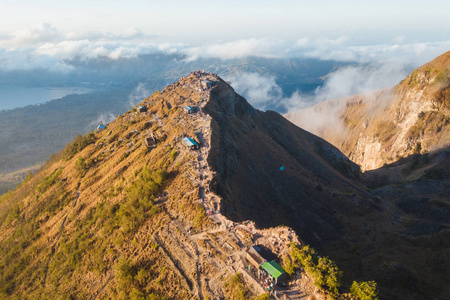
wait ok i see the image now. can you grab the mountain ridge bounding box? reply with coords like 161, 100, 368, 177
0, 70, 448, 299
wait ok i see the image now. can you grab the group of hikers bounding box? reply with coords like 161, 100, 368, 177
248, 265, 288, 299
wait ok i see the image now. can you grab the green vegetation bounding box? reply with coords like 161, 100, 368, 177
286, 244, 379, 299
289, 244, 342, 297
224, 273, 248, 300
0, 162, 167, 298
408, 70, 419, 85
350, 281, 378, 300
75, 156, 87, 174
169, 150, 179, 161
64, 131, 96, 159
255, 293, 270, 300
193, 203, 207, 229
101, 167, 167, 234
38, 167, 62, 193
282, 254, 295, 276
113, 256, 166, 300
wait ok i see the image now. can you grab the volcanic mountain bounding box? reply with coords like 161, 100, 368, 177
0, 70, 448, 300
286, 51, 450, 175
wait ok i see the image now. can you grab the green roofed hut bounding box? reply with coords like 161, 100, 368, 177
260, 261, 287, 284
182, 137, 199, 150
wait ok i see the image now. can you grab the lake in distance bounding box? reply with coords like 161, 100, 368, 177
0, 85, 93, 111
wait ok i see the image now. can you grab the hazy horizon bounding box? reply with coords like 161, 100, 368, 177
0, 1, 449, 111
0, 1, 448, 71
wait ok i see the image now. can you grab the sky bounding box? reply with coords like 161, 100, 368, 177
0, 1, 448, 42
0, 0, 449, 83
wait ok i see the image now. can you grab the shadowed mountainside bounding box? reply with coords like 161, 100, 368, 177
0, 71, 448, 300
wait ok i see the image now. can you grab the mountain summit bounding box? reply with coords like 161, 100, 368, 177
0, 70, 448, 299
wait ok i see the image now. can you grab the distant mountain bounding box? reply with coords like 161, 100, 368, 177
286, 51, 450, 174
1, 72, 448, 300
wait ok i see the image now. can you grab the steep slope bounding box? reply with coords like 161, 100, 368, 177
1, 71, 352, 300
286, 51, 450, 172
0, 71, 448, 300
203, 78, 368, 246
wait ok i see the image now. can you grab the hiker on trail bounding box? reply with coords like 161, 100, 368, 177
248, 265, 251, 272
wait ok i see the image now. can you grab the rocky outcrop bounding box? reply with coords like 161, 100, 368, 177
286, 51, 450, 171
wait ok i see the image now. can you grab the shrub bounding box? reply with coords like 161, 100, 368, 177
282, 255, 295, 276
350, 281, 378, 300
130, 288, 145, 300
75, 157, 86, 175
225, 273, 247, 300
290, 244, 342, 297
119, 167, 167, 233
255, 293, 270, 300
115, 257, 133, 290
38, 168, 62, 193
170, 150, 179, 161
64, 131, 95, 159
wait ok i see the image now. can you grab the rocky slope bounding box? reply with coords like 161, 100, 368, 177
0, 71, 448, 300
286, 51, 450, 172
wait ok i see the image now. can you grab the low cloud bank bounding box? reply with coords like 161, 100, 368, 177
285, 62, 407, 112
0, 22, 448, 73
226, 61, 407, 113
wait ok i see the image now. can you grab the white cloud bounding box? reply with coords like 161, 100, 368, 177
0, 22, 448, 76
128, 83, 151, 107
284, 62, 407, 112
35, 40, 91, 57
225, 72, 283, 110
89, 112, 116, 128
314, 63, 407, 101
185, 38, 286, 61
12, 23, 60, 46
296, 38, 309, 47
284, 63, 409, 140
227, 62, 408, 113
